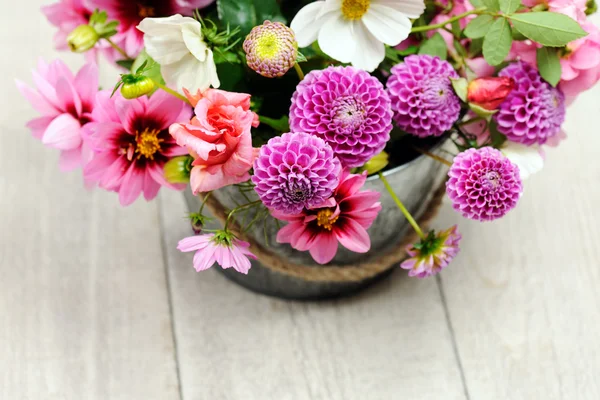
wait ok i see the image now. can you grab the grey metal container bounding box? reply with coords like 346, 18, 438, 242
184, 143, 448, 300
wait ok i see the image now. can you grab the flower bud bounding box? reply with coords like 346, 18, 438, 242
360, 151, 389, 175
67, 25, 99, 53
188, 212, 207, 235
467, 77, 515, 111
120, 75, 155, 99
164, 155, 193, 184
243, 21, 298, 78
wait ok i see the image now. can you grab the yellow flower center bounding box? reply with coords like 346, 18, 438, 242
255, 32, 280, 60
341, 0, 371, 20
316, 209, 339, 231
137, 4, 156, 18
135, 128, 163, 160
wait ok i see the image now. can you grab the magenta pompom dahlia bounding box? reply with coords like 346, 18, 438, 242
494, 62, 566, 145
243, 20, 298, 78
386, 55, 461, 138
289, 66, 393, 168
252, 132, 342, 214
446, 147, 523, 221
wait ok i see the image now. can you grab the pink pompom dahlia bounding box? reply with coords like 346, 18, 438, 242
494, 62, 566, 146
289, 66, 393, 168
386, 54, 461, 138
401, 225, 462, 278
84, 90, 191, 206
252, 132, 341, 215
446, 147, 523, 221
17, 59, 97, 171
274, 170, 381, 265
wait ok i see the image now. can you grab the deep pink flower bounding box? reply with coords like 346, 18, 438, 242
177, 232, 257, 274
400, 225, 462, 278
17, 59, 97, 171
92, 0, 215, 58
83, 90, 191, 206
169, 88, 259, 194
274, 170, 382, 265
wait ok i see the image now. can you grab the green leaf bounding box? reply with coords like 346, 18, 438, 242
512, 28, 528, 40
451, 20, 462, 38
488, 119, 507, 148
451, 78, 469, 102
470, 0, 485, 7
469, 102, 498, 118
469, 38, 484, 57
216, 0, 286, 36
509, 12, 587, 47
397, 45, 419, 56
483, 18, 513, 66
499, 0, 521, 14
536, 47, 562, 86
418, 32, 448, 60
482, 0, 501, 12
259, 115, 289, 132
116, 59, 135, 71
296, 51, 307, 63
464, 15, 495, 39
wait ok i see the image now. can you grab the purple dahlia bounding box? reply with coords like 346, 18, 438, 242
289, 66, 393, 168
386, 54, 461, 138
446, 147, 523, 221
252, 132, 341, 215
243, 21, 298, 78
494, 62, 566, 145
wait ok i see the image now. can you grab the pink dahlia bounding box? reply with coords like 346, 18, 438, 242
252, 132, 342, 215
401, 225, 462, 278
274, 170, 381, 265
494, 62, 565, 146
17, 59, 97, 171
84, 90, 191, 206
177, 232, 257, 274
386, 55, 461, 138
447, 147, 523, 221
91, 0, 214, 58
289, 66, 393, 168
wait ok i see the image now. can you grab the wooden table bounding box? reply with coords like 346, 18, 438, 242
1, 3, 599, 399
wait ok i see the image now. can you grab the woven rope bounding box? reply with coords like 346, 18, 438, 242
202, 183, 447, 282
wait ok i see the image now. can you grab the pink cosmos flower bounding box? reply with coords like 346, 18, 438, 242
91, 0, 215, 58
274, 170, 382, 265
17, 59, 97, 171
169, 88, 259, 194
83, 90, 191, 206
177, 232, 257, 274
400, 225, 462, 278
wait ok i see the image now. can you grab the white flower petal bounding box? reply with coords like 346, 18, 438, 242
161, 51, 220, 93
317, 0, 343, 18
502, 142, 544, 180
372, 0, 426, 19
351, 22, 385, 72
138, 16, 193, 65
318, 14, 356, 64
181, 21, 208, 62
291, 1, 330, 48
363, 4, 412, 46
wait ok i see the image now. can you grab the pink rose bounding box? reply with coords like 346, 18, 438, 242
169, 89, 259, 194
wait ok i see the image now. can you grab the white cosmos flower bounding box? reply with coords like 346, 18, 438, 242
137, 15, 220, 93
291, 0, 425, 72
502, 142, 544, 180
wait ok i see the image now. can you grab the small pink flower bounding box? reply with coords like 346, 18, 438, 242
83, 90, 191, 206
177, 232, 257, 274
274, 170, 382, 265
401, 225, 462, 278
17, 59, 97, 171
169, 88, 259, 194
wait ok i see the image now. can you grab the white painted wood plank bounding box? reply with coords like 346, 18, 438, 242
436, 36, 600, 400
0, 2, 180, 399
159, 190, 467, 400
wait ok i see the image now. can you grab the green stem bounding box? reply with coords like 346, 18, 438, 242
378, 173, 426, 240
224, 200, 263, 231
153, 80, 190, 104
293, 63, 305, 80
411, 8, 489, 33
104, 37, 130, 59
199, 192, 212, 214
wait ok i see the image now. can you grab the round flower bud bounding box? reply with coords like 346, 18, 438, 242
243, 20, 298, 78
164, 155, 193, 184
67, 25, 99, 53
360, 151, 389, 175
467, 77, 515, 111
120, 75, 156, 100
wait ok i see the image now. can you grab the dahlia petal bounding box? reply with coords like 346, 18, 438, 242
26, 116, 55, 139
58, 148, 82, 172
142, 170, 161, 201
118, 164, 144, 206
98, 156, 128, 191
276, 222, 302, 243
318, 14, 355, 65
55, 76, 82, 116
336, 171, 367, 198
16, 79, 59, 116
74, 63, 99, 106
290, 0, 330, 48
363, 4, 412, 46
147, 162, 186, 191
308, 231, 338, 264
335, 218, 371, 253
145, 90, 189, 130
30, 69, 61, 110
42, 113, 82, 150
115, 94, 146, 134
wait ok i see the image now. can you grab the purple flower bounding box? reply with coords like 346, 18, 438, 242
177, 232, 257, 275
401, 225, 462, 278
243, 20, 298, 78
252, 132, 342, 214
289, 66, 393, 168
446, 147, 523, 221
494, 61, 566, 146
386, 54, 461, 138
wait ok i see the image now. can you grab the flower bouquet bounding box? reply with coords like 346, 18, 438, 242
19, 0, 598, 298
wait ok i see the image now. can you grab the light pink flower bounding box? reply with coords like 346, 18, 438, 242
83, 90, 191, 206
401, 225, 462, 278
91, 0, 215, 58
559, 22, 600, 99
274, 170, 382, 265
169, 88, 259, 194
177, 232, 257, 274
522, 0, 587, 23
17, 59, 97, 171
